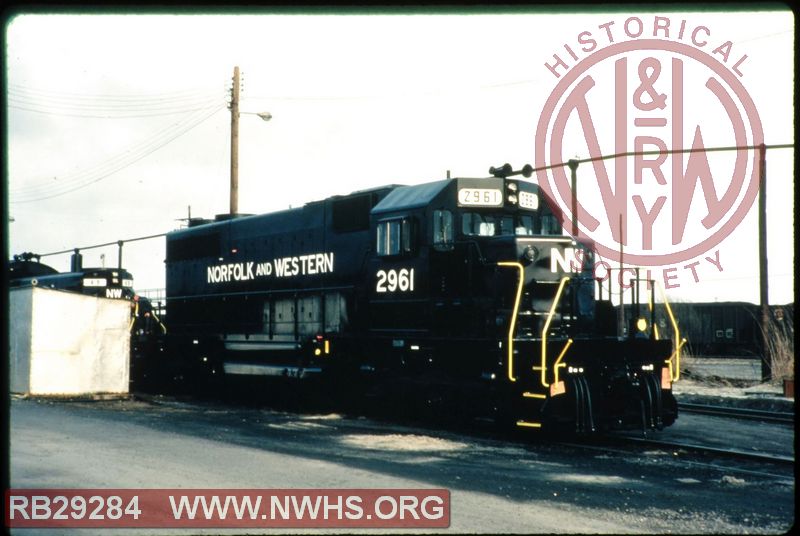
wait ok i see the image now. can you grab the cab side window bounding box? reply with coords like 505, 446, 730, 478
377, 218, 412, 256
432, 209, 453, 250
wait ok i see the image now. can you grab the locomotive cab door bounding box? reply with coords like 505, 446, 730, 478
368, 213, 425, 333
429, 208, 472, 335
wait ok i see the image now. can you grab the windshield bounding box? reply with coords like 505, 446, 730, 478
461, 211, 561, 236
461, 212, 536, 237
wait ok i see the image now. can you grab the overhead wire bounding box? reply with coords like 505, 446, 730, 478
8, 83, 223, 101
8, 84, 226, 118
245, 80, 539, 102
9, 99, 226, 203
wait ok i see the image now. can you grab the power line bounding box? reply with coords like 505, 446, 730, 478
8, 87, 223, 106
244, 79, 541, 102
10, 103, 216, 197
37, 232, 168, 258
8, 83, 224, 102
526, 143, 795, 175
8, 85, 226, 118
10, 102, 226, 203
8, 101, 225, 119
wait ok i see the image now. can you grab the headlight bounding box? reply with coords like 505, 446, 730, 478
522, 245, 538, 263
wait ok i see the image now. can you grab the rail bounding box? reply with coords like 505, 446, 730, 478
618, 436, 794, 466
559, 436, 794, 470
679, 403, 794, 425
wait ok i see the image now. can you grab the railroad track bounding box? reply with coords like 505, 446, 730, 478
557, 435, 794, 481
617, 435, 795, 466
679, 403, 794, 425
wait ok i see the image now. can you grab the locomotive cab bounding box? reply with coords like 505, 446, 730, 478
364, 175, 678, 433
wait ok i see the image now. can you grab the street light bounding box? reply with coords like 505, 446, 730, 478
250, 111, 272, 122
229, 65, 272, 215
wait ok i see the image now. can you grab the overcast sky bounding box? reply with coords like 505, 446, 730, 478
5, 9, 795, 304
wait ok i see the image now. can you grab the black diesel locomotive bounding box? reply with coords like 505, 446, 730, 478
158, 169, 680, 432
9, 252, 135, 301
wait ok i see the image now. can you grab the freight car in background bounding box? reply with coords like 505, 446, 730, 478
153, 167, 682, 433
622, 302, 794, 358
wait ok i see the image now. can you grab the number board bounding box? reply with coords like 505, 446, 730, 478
458, 188, 503, 207
519, 191, 539, 210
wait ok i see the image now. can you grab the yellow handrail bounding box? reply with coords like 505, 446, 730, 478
647, 284, 659, 340
497, 262, 524, 382
151, 311, 168, 334
665, 338, 687, 381
657, 281, 682, 381
552, 338, 574, 385
540, 276, 570, 388
128, 301, 139, 333
130, 299, 168, 335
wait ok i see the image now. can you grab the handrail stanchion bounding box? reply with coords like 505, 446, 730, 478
497, 262, 524, 383
552, 338, 574, 385
540, 276, 570, 388
657, 281, 683, 381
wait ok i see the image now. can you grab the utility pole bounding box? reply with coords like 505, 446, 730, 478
229, 66, 241, 215
758, 143, 770, 381
568, 159, 579, 237
618, 213, 625, 338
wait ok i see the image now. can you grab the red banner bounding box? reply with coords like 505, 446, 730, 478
5, 489, 450, 528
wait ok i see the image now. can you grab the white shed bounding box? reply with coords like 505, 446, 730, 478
9, 286, 131, 395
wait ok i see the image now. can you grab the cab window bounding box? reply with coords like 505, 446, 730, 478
462, 212, 496, 236
462, 212, 535, 237
541, 214, 560, 235
432, 209, 453, 249
516, 215, 534, 235
377, 218, 412, 256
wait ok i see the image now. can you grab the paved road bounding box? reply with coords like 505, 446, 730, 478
9, 396, 794, 534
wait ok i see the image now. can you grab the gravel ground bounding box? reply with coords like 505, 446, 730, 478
9, 391, 795, 534
673, 373, 795, 413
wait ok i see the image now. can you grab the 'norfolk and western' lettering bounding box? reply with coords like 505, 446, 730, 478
207, 252, 335, 284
